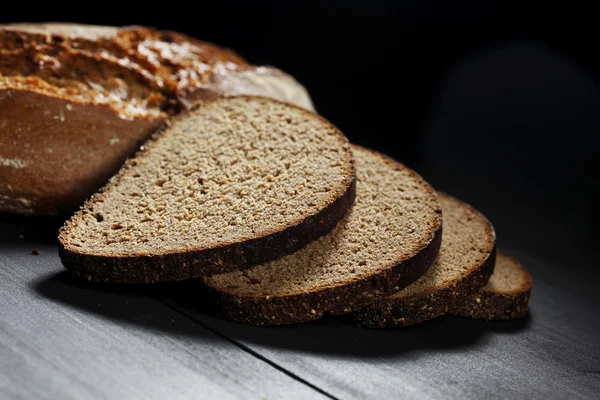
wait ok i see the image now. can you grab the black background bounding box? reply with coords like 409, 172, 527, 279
2, 2, 599, 289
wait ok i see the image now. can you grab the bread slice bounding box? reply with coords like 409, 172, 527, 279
203, 145, 443, 325
352, 193, 496, 328
451, 251, 532, 320
59, 96, 355, 283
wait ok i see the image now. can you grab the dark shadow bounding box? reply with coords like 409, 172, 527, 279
195, 313, 530, 360
32, 270, 532, 359
160, 286, 532, 359
467, 315, 532, 333
32, 271, 215, 340
0, 213, 65, 244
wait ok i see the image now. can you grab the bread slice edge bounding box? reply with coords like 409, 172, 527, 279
202, 145, 443, 325
450, 251, 532, 320
351, 192, 497, 328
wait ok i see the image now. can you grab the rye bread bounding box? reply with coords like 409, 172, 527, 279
352, 193, 496, 328
59, 96, 355, 283
451, 251, 532, 320
0, 22, 313, 215
203, 145, 443, 326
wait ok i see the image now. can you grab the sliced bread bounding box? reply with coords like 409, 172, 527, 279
203, 145, 443, 325
451, 251, 532, 320
59, 96, 355, 283
352, 193, 496, 328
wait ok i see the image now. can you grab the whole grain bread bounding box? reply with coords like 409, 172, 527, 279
451, 251, 532, 320
59, 96, 354, 283
0, 22, 313, 215
203, 145, 443, 326
352, 193, 496, 328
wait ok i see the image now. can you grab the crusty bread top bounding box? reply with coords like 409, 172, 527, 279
59, 96, 353, 258
0, 46, 168, 118
0, 23, 245, 118
0, 22, 313, 112
205, 145, 442, 298
387, 193, 496, 300
482, 251, 532, 294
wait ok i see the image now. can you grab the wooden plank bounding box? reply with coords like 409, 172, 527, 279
0, 221, 327, 400
166, 250, 600, 400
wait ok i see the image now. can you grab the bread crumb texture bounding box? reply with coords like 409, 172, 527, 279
450, 251, 532, 320
350, 193, 496, 328
205, 145, 441, 297
387, 194, 496, 300
61, 97, 353, 257
482, 252, 532, 294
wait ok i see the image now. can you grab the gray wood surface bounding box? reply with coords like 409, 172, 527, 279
165, 250, 600, 400
1, 217, 599, 400
0, 234, 326, 400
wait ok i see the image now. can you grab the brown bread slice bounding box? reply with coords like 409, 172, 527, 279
451, 251, 532, 320
203, 145, 443, 326
0, 22, 313, 216
59, 96, 355, 283
352, 193, 496, 328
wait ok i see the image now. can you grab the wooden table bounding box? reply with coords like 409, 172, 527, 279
1, 216, 599, 399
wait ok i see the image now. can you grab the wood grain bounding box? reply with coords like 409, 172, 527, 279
0, 219, 326, 400
2, 214, 599, 400
165, 251, 600, 400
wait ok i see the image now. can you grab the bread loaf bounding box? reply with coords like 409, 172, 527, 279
0, 23, 313, 215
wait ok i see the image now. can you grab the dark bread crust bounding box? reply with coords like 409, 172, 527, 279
351, 193, 497, 328
451, 289, 530, 320
0, 83, 165, 215
58, 96, 355, 283
0, 24, 247, 77
450, 252, 532, 320
204, 146, 444, 326
208, 227, 442, 326
352, 246, 496, 328
59, 178, 355, 283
